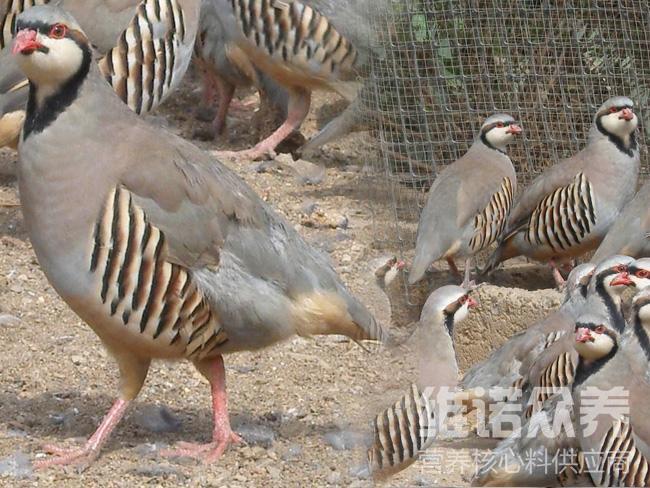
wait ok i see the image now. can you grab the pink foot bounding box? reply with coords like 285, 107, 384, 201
34, 442, 100, 471
162, 431, 242, 463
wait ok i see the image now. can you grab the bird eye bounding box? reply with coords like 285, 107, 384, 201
595, 325, 606, 334
637, 270, 649, 278
609, 106, 618, 114
459, 295, 468, 305
49, 24, 67, 39
496, 122, 504, 128
614, 265, 626, 273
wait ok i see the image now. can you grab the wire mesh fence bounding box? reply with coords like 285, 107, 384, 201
362, 0, 650, 257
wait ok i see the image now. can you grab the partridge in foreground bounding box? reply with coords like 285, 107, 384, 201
484, 97, 640, 286
0, 0, 200, 148
460, 263, 595, 426
367, 285, 478, 478
192, 0, 288, 138
13, 5, 386, 468
409, 114, 520, 286
208, 0, 385, 159
592, 180, 650, 263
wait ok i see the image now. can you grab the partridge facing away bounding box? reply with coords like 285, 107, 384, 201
472, 313, 621, 487
460, 263, 595, 424
409, 114, 520, 286
484, 97, 640, 286
571, 290, 650, 487
192, 0, 288, 138
12, 5, 386, 468
592, 180, 650, 263
367, 285, 478, 478
0, 0, 200, 148
206, 0, 384, 160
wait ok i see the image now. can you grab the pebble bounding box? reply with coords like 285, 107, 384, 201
0, 452, 32, 479
134, 406, 182, 433
323, 429, 369, 451
234, 422, 276, 448
281, 444, 302, 461
0, 314, 21, 328
348, 464, 371, 480
326, 471, 342, 484
130, 464, 186, 480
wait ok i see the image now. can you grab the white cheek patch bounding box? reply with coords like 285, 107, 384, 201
601, 112, 638, 138
17, 36, 83, 88
637, 304, 650, 325
383, 266, 399, 287
455, 303, 469, 324
632, 276, 650, 291
485, 127, 513, 149
576, 333, 615, 360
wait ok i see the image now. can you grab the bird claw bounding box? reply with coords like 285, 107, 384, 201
161, 431, 242, 464
34, 442, 99, 472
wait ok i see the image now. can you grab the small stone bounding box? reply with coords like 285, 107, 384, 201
234, 422, 276, 448
134, 406, 182, 433
130, 464, 186, 480
133, 443, 166, 457
266, 466, 281, 479
326, 471, 342, 484
70, 355, 84, 365
281, 444, 302, 461
300, 201, 319, 215
0, 452, 32, 478
348, 464, 371, 480
323, 429, 369, 451
0, 314, 21, 328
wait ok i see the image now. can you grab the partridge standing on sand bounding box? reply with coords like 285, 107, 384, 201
192, 0, 288, 138
12, 5, 386, 468
206, 0, 384, 159
0, 0, 200, 148
409, 114, 521, 286
592, 181, 650, 263
484, 97, 640, 286
367, 285, 478, 478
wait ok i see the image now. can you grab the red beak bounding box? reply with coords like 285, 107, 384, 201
575, 327, 593, 343
506, 124, 522, 135
619, 108, 634, 121
12, 29, 44, 55
467, 296, 479, 309
611, 271, 633, 287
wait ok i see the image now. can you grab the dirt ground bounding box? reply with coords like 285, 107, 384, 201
0, 71, 562, 487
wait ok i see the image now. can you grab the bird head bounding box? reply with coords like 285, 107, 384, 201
564, 263, 596, 301
595, 96, 638, 140
627, 258, 650, 290
421, 285, 479, 333
590, 255, 635, 296
372, 256, 407, 290
480, 113, 522, 152
573, 315, 618, 361
12, 6, 90, 89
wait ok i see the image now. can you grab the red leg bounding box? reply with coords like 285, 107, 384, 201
34, 398, 130, 470
162, 356, 241, 463
216, 87, 311, 161
446, 257, 462, 280
212, 78, 236, 136
549, 259, 566, 288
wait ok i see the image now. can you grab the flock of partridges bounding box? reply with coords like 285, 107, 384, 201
1, 1, 650, 486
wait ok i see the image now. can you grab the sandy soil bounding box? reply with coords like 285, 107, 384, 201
0, 71, 562, 487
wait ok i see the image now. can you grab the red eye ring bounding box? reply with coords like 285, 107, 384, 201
637, 270, 649, 279
49, 23, 67, 39
459, 295, 468, 305
609, 106, 618, 113
595, 325, 606, 334
614, 265, 627, 273
495, 122, 504, 128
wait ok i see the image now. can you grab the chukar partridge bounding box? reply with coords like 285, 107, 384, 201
192, 0, 288, 138
12, 5, 386, 468
592, 181, 650, 263
473, 313, 621, 487
518, 255, 637, 420
207, 0, 384, 160
0, 0, 200, 148
409, 114, 520, 286
461, 263, 595, 423
484, 97, 640, 286
571, 290, 650, 487
367, 285, 478, 478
